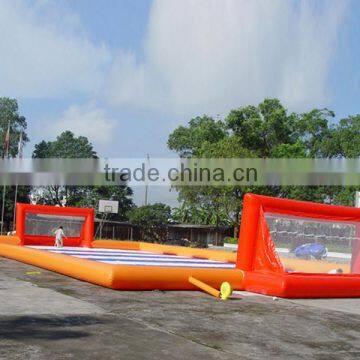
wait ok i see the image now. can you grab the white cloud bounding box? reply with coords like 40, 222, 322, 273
0, 0, 111, 98
0, 0, 349, 118
49, 104, 117, 145
105, 0, 348, 115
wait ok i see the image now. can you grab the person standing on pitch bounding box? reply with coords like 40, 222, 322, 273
54, 226, 66, 248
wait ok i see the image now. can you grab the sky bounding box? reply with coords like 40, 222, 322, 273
0, 0, 359, 204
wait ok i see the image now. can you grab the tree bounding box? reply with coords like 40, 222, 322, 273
325, 115, 360, 158
0, 185, 31, 231
226, 99, 297, 156
0, 98, 30, 231
32, 131, 134, 219
293, 108, 334, 156
77, 185, 134, 221
0, 98, 29, 158
32, 131, 97, 206
168, 115, 227, 157
314, 115, 360, 206
33, 131, 97, 158
168, 99, 360, 234
128, 203, 171, 243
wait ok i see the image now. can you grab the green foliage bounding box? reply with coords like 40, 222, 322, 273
271, 141, 307, 158
0, 186, 31, 231
167, 116, 226, 157
226, 99, 297, 156
0, 97, 29, 158
32, 131, 134, 219
168, 98, 360, 231
294, 108, 334, 156
0, 98, 30, 230
32, 131, 97, 207
223, 237, 238, 244
199, 136, 252, 158
325, 115, 360, 157
33, 131, 97, 158
77, 185, 134, 221
128, 203, 171, 243
172, 192, 232, 226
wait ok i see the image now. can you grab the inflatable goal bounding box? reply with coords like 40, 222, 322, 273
237, 194, 360, 298
16, 203, 94, 247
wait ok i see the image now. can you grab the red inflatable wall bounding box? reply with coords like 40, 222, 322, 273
16, 203, 94, 247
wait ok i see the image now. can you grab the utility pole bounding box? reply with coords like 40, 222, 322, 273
0, 185, 6, 234
13, 131, 23, 230
1, 121, 10, 234
144, 154, 150, 206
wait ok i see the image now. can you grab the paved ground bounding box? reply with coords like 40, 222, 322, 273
1, 257, 360, 359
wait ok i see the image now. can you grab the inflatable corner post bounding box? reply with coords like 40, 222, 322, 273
236, 193, 360, 298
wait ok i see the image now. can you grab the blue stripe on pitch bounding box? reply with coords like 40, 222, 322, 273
48, 250, 188, 259
29, 246, 234, 268
68, 256, 228, 265
49, 249, 157, 256
99, 262, 234, 268
48, 249, 228, 262
56, 255, 223, 263
48, 252, 225, 263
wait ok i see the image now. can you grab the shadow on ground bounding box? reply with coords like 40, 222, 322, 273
0, 315, 108, 341
1, 257, 360, 359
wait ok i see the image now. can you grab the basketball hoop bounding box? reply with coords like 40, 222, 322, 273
96, 200, 119, 239
98, 200, 119, 214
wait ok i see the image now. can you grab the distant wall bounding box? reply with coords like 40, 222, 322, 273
94, 220, 232, 247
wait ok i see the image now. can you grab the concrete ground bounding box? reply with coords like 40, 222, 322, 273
0, 258, 360, 359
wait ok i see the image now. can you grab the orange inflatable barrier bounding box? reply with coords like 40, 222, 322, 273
0, 202, 244, 292
0, 239, 244, 291
2, 197, 359, 298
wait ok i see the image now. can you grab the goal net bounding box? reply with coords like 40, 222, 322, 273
265, 213, 359, 274
25, 213, 86, 238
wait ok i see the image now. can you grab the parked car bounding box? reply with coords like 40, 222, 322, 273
294, 243, 327, 260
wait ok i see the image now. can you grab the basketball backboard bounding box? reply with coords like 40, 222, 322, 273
98, 200, 119, 214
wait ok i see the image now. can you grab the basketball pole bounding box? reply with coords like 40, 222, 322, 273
96, 200, 119, 239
